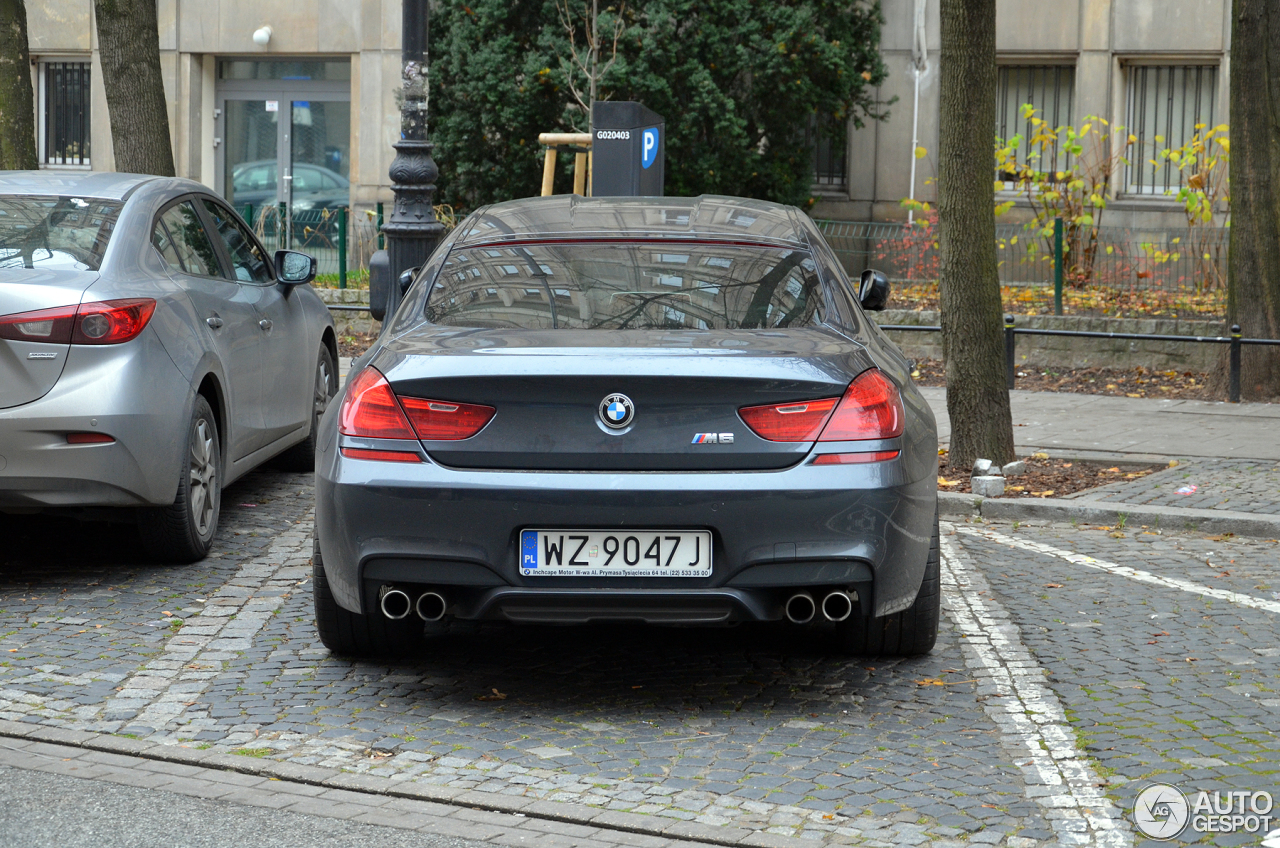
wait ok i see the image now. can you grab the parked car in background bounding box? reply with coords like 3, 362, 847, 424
230, 160, 350, 215
0, 171, 338, 561
314, 194, 939, 657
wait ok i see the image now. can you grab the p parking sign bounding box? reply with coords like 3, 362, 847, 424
641, 128, 659, 169
591, 101, 664, 197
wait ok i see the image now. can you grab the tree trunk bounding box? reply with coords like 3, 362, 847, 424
1228, 0, 1280, 400
93, 0, 174, 176
0, 0, 38, 170
937, 0, 1014, 469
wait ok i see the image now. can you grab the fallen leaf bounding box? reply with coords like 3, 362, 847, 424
1044, 583, 1064, 588
161, 611, 172, 617
938, 478, 960, 487
1006, 485, 1024, 492
1031, 490, 1055, 497
1104, 467, 1121, 473
476, 688, 507, 701
917, 678, 947, 686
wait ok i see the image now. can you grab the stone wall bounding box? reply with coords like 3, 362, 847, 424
315, 287, 378, 338
871, 310, 1229, 372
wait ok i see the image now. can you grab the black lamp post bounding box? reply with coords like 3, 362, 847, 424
380, 0, 444, 317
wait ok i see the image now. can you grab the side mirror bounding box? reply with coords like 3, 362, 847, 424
398, 267, 419, 295
857, 269, 890, 311
368, 250, 391, 321
274, 250, 316, 286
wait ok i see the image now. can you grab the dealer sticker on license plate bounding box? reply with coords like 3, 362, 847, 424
520, 529, 712, 577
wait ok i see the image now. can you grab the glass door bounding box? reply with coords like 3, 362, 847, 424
286, 99, 350, 254
216, 59, 351, 253
222, 98, 282, 217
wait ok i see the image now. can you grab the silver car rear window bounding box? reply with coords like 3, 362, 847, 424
425, 242, 825, 331
0, 195, 123, 271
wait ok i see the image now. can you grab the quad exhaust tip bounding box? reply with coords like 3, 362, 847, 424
379, 587, 412, 620
785, 592, 816, 624
821, 591, 853, 622
416, 591, 447, 622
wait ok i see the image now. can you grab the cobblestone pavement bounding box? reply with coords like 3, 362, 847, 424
2, 472, 1279, 847
1064, 460, 1280, 515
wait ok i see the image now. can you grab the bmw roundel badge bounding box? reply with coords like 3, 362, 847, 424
599, 393, 635, 429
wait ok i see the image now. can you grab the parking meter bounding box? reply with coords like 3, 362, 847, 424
591, 101, 665, 197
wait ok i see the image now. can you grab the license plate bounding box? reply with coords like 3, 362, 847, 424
520, 529, 712, 577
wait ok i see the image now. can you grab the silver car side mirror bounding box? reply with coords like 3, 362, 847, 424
274, 250, 317, 285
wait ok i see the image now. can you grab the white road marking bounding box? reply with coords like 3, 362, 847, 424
956, 524, 1280, 615
940, 528, 1132, 847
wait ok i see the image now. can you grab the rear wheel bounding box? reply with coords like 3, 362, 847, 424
139, 395, 221, 563
835, 509, 939, 657
276, 345, 337, 473
312, 538, 424, 657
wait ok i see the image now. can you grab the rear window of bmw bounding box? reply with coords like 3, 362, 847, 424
424, 241, 825, 331
0, 195, 123, 271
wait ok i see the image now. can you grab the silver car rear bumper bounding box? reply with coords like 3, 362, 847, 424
0, 332, 190, 508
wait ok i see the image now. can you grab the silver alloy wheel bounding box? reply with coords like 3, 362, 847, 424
189, 418, 217, 537
314, 356, 333, 419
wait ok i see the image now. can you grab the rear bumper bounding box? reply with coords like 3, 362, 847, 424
0, 331, 190, 509
315, 418, 938, 621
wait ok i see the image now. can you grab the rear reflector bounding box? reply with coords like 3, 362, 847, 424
340, 447, 422, 463
339, 367, 417, 440
0, 299, 155, 345
66, 433, 115, 445
400, 397, 495, 441
738, 397, 839, 442
811, 450, 900, 465
817, 369, 905, 442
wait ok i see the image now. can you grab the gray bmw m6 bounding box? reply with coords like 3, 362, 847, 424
314, 195, 938, 656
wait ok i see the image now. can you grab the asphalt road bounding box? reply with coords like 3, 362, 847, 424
0, 760, 489, 848
1, 469, 1278, 847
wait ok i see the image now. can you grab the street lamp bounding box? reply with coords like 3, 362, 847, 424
379, 0, 445, 318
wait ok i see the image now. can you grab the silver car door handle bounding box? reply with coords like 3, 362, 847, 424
206, 316, 224, 329
259, 319, 273, 331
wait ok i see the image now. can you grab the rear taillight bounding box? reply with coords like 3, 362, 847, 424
339, 367, 495, 444
401, 397, 495, 441
0, 299, 156, 345
339, 367, 417, 439
72, 299, 156, 344
737, 369, 904, 444
738, 397, 839, 442
0, 304, 77, 343
817, 369, 904, 441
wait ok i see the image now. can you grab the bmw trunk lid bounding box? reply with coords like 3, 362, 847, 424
374, 328, 874, 471
0, 271, 96, 409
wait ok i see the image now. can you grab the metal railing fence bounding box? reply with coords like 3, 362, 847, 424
878, 318, 1280, 403
239, 202, 386, 288
815, 219, 1229, 301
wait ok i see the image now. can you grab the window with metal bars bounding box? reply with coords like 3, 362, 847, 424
1125, 64, 1217, 194
41, 62, 91, 167
806, 113, 847, 191
996, 65, 1075, 179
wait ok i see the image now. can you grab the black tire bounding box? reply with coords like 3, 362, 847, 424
835, 508, 940, 657
276, 345, 338, 473
139, 395, 221, 563
312, 539, 424, 657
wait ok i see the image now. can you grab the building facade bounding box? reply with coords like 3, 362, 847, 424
814, 0, 1232, 230
26, 1, 1231, 231
28, 0, 406, 218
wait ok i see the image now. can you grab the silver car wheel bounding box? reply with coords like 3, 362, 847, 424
314, 356, 333, 419
189, 418, 217, 537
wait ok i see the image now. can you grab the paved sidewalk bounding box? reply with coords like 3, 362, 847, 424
925, 387, 1280, 533
923, 386, 1280, 462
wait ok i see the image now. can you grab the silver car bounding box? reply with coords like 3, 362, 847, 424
0, 171, 337, 561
